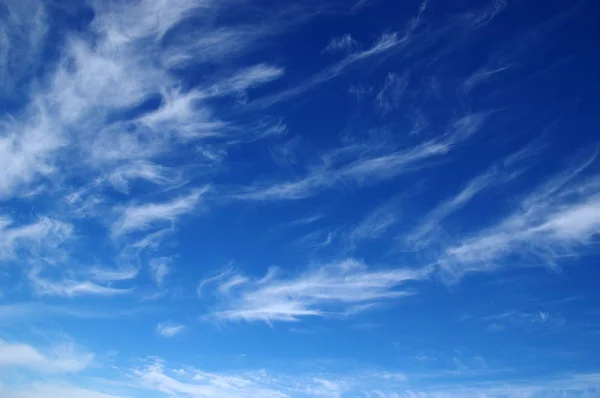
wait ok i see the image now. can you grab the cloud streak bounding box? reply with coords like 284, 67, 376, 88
236, 114, 484, 201
439, 150, 600, 278
156, 322, 186, 338
206, 259, 431, 323
322, 34, 358, 53
112, 189, 207, 237
0, 339, 93, 373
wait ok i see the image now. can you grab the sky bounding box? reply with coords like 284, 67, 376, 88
0, 0, 599, 397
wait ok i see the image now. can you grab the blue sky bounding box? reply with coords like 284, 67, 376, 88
1, 0, 599, 396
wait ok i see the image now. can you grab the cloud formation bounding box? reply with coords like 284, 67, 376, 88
439, 151, 600, 278
205, 259, 431, 323
0, 339, 93, 373
323, 34, 358, 53
1, 0, 599, 397
156, 322, 186, 338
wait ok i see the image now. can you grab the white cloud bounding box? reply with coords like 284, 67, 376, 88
0, 112, 64, 199
112, 189, 207, 236
218, 274, 249, 295
206, 64, 284, 96
484, 310, 565, 332
236, 140, 448, 201
348, 199, 401, 246
0, 383, 121, 398
87, 266, 139, 282
156, 322, 186, 338
209, 259, 431, 323
150, 257, 172, 287
375, 72, 409, 114
198, 267, 237, 297
394, 372, 600, 398
0, 339, 93, 373
406, 153, 528, 249
466, 0, 508, 29
134, 359, 289, 398
440, 151, 600, 278
462, 64, 511, 93
251, 31, 409, 108
408, 169, 498, 245
0, 216, 72, 260
107, 161, 182, 194
126, 357, 600, 398
237, 114, 483, 201
0, 0, 48, 95
137, 89, 224, 140
323, 34, 358, 53
91, 0, 205, 44
28, 268, 132, 297
1, 0, 292, 204
303, 377, 350, 397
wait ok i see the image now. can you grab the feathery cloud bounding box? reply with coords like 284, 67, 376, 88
0, 216, 72, 260
249, 15, 429, 109
28, 268, 132, 297
375, 72, 409, 114
323, 34, 358, 53
348, 199, 402, 247
0, 383, 121, 398
150, 257, 172, 287
87, 266, 139, 282
112, 189, 207, 236
0, 339, 93, 373
134, 358, 289, 398
440, 150, 600, 278
156, 322, 186, 338
208, 259, 431, 323
237, 114, 483, 201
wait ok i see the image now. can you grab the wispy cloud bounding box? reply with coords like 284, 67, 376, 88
87, 266, 139, 282
347, 199, 402, 247
406, 148, 530, 248
107, 161, 183, 194
128, 357, 600, 398
156, 322, 186, 338
375, 72, 409, 114
484, 310, 566, 333
112, 189, 207, 237
28, 268, 132, 298
236, 114, 483, 201
149, 257, 172, 287
322, 33, 358, 53
0, 0, 48, 96
439, 150, 600, 278
250, 5, 428, 109
207, 259, 431, 323
134, 358, 289, 398
0, 112, 64, 199
0, 383, 121, 398
205, 64, 285, 97
0, 339, 93, 373
0, 216, 72, 260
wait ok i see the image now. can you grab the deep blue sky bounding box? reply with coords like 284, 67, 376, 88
1, 0, 600, 397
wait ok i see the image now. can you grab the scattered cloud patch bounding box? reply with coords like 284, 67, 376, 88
150, 257, 172, 287
208, 259, 431, 323
323, 34, 358, 53
375, 72, 409, 114
156, 322, 186, 338
112, 189, 207, 237
439, 151, 600, 278
0, 339, 93, 373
